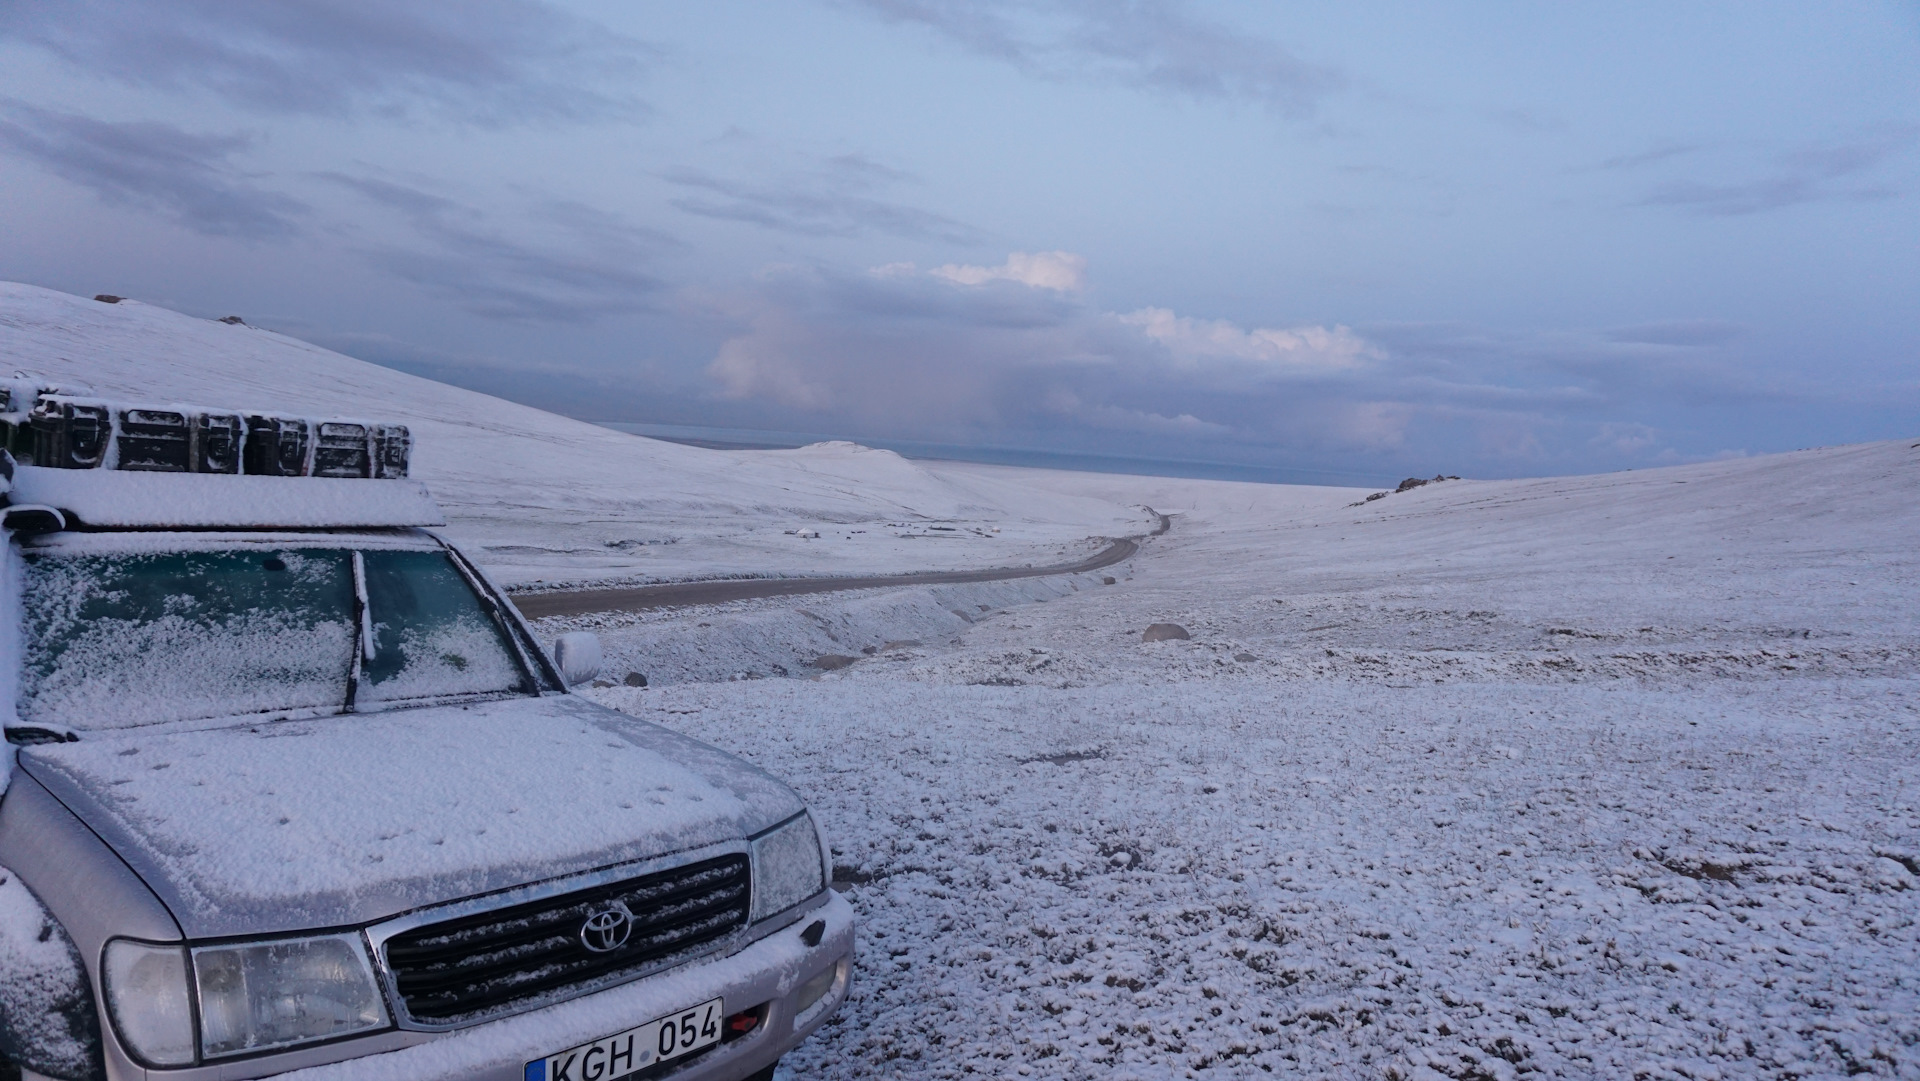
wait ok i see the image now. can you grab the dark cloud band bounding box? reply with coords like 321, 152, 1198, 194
0, 0, 652, 125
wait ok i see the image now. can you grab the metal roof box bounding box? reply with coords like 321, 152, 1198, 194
7, 392, 412, 479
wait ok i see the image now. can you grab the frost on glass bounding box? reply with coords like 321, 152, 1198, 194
18, 551, 355, 729
359, 550, 525, 704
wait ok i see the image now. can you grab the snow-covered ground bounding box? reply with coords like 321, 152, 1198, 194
0, 283, 1151, 588
8, 281, 1919, 1078
563, 438, 1920, 1079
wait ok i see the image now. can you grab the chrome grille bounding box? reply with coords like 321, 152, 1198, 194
383, 855, 750, 1023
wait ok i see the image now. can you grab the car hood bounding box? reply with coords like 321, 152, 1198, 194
20, 695, 803, 939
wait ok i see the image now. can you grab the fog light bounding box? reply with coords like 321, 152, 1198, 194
795, 960, 841, 1016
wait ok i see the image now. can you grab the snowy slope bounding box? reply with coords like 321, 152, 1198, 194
566, 438, 1920, 1079
0, 283, 1151, 586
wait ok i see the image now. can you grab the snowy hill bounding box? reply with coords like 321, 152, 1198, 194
553, 437, 1920, 1078
0, 283, 1152, 586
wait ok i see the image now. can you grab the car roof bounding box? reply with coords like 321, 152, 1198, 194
9, 465, 445, 530
17, 528, 448, 556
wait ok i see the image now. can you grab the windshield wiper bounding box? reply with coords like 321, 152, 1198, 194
6, 723, 80, 746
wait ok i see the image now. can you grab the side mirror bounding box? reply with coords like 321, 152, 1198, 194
551, 631, 603, 687
2, 504, 66, 535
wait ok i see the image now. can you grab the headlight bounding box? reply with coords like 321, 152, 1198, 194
750, 811, 826, 921
103, 940, 195, 1067
193, 933, 388, 1057
104, 933, 389, 1064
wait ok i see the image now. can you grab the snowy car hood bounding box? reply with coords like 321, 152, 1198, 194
19, 695, 803, 939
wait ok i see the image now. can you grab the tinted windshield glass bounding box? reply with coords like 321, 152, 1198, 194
19, 550, 356, 729
16, 545, 530, 730
359, 550, 526, 703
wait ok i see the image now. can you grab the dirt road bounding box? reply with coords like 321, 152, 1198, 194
509, 510, 1169, 619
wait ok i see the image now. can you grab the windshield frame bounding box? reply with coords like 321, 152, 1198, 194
8, 528, 564, 735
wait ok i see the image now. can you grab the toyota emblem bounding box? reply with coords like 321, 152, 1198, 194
579, 902, 634, 953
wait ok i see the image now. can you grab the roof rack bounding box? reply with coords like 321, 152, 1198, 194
0, 385, 410, 479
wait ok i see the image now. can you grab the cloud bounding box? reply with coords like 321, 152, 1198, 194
1590, 422, 1660, 455
1365, 321, 1767, 412
321, 172, 675, 320
1488, 107, 1567, 135
662, 155, 979, 242
929, 251, 1087, 291
0, 0, 650, 125
842, 0, 1340, 116
699, 263, 1792, 475
1635, 131, 1914, 216
1119, 307, 1376, 370
1591, 141, 1704, 171
699, 260, 1407, 460
1604, 319, 1741, 347
0, 101, 304, 239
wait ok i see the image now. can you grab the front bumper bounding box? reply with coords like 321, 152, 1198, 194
260, 892, 853, 1081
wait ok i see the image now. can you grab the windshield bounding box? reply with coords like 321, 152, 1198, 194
358, 550, 526, 704
16, 545, 531, 730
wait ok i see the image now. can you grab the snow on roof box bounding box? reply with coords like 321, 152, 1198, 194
9, 393, 412, 479
8, 466, 445, 529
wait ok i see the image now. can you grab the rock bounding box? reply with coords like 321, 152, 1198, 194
860, 645, 878, 655
811, 654, 859, 671
1364, 491, 1387, 502
218, 315, 246, 325
1234, 652, 1257, 662
1141, 623, 1190, 643
591, 679, 615, 689
1102, 576, 1117, 585
1396, 477, 1429, 492
623, 671, 648, 688
881, 640, 922, 651
93, 294, 122, 304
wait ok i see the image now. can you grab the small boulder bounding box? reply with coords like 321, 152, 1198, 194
811, 654, 858, 671
860, 645, 878, 655
623, 671, 648, 688
1234, 652, 1257, 662
218, 315, 246, 325
93, 294, 122, 304
1395, 477, 1429, 493
1102, 576, 1117, 585
1141, 623, 1190, 643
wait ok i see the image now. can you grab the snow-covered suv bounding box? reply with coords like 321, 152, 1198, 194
0, 395, 851, 1081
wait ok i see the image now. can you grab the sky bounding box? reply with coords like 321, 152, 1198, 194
1, 1, 1916, 485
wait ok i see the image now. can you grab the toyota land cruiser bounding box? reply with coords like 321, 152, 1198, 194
0, 392, 851, 1081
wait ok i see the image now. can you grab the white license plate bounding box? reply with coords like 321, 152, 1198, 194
525, 998, 723, 1081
